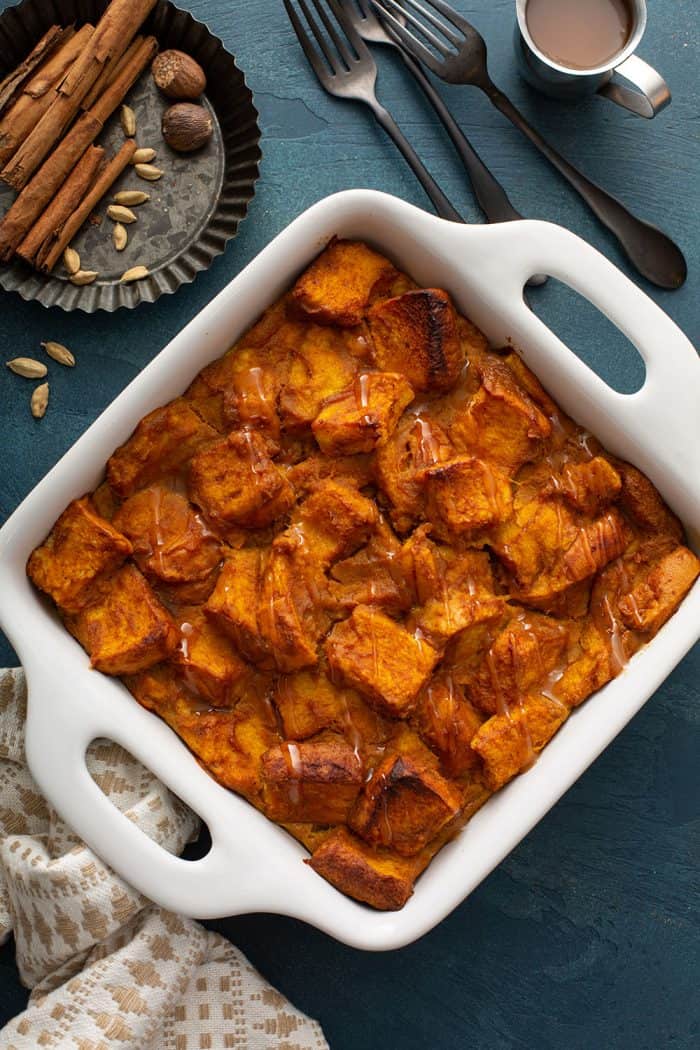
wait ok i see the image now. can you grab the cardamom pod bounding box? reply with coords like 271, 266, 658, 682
41, 341, 75, 367
31, 382, 49, 419
70, 270, 98, 285
63, 247, 80, 275
113, 223, 128, 251
107, 204, 137, 224
113, 190, 150, 206
131, 147, 156, 165
7, 357, 47, 378
121, 104, 136, 137
134, 163, 163, 181
120, 265, 149, 283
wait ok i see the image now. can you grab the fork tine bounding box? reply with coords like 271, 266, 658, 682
355, 0, 380, 23
398, 0, 462, 47
310, 0, 356, 70
353, 0, 383, 35
369, 0, 446, 69
414, 0, 471, 34
372, 0, 451, 57
284, 0, 335, 83
298, 0, 344, 75
327, 0, 376, 56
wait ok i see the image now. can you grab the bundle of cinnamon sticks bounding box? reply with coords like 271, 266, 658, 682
0, 0, 159, 274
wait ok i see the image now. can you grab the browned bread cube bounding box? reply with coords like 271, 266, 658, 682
278, 326, 357, 428
508, 509, 630, 612
411, 592, 505, 651
552, 509, 629, 589
286, 450, 375, 498
451, 357, 551, 474
107, 399, 216, 498
186, 334, 293, 438
616, 461, 683, 539
257, 539, 327, 673
27, 496, 132, 614
375, 413, 453, 533
261, 736, 363, 822
551, 622, 613, 708
501, 350, 559, 417
349, 744, 461, 856
205, 549, 271, 667
91, 481, 121, 521
326, 606, 438, 717
617, 545, 699, 634
188, 429, 295, 530
401, 537, 497, 609
471, 693, 569, 790
491, 499, 579, 591
171, 607, 250, 707
128, 665, 277, 800
410, 676, 485, 776
112, 486, 222, 586
312, 372, 414, 455
67, 565, 178, 675
550, 456, 622, 515
424, 456, 513, 538
309, 826, 422, 910
468, 612, 571, 716
293, 480, 378, 565
368, 288, 465, 392
292, 238, 397, 327
328, 518, 411, 616
274, 669, 388, 750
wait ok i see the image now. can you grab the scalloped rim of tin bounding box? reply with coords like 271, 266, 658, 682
0, 0, 261, 312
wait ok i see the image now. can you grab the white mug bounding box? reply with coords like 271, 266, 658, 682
514, 0, 670, 118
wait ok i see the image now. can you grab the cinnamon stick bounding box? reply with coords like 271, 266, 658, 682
0, 33, 156, 261
39, 138, 136, 273
0, 25, 93, 168
23, 27, 80, 98
81, 35, 143, 111
1, 0, 157, 190
0, 113, 101, 261
0, 25, 65, 115
89, 35, 157, 124
16, 145, 105, 265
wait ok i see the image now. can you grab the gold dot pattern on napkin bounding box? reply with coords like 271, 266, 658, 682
0, 668, 328, 1050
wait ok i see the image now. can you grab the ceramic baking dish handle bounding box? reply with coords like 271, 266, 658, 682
22, 661, 320, 920
493, 220, 700, 526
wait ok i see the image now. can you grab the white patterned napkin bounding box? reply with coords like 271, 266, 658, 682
0, 668, 328, 1050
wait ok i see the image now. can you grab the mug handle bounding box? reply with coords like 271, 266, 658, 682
598, 54, 671, 118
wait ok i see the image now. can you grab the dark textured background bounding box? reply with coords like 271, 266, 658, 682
0, 0, 698, 1046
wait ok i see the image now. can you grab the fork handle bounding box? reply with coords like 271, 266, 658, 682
397, 50, 522, 224
369, 100, 463, 223
481, 80, 687, 289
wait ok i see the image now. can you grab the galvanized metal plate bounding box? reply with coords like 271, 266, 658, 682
0, 0, 261, 311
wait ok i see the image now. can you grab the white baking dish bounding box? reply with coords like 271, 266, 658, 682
0, 191, 698, 951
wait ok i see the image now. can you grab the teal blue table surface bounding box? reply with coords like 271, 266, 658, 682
0, 1, 698, 1045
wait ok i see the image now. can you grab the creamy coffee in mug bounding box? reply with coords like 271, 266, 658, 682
514, 0, 671, 118
526, 0, 633, 70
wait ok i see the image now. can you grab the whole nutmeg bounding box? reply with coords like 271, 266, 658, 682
162, 103, 213, 153
152, 49, 206, 99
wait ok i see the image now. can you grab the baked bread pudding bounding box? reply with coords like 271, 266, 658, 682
28, 239, 700, 910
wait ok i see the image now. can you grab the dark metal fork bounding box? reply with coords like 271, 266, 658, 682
341, 0, 522, 225
283, 0, 463, 222
371, 0, 687, 289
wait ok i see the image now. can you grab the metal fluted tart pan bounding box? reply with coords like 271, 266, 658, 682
0, 0, 261, 312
